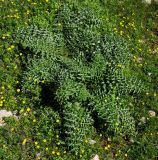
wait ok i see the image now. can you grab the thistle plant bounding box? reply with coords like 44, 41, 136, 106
15, 4, 145, 154
63, 102, 94, 154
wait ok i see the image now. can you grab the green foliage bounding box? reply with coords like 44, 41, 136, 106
14, 4, 146, 156
1, 0, 158, 159
92, 92, 136, 136
128, 118, 158, 160
16, 25, 64, 55
0, 107, 62, 160
63, 102, 94, 154
56, 4, 102, 58
56, 77, 90, 103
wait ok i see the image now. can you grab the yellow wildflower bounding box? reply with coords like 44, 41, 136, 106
19, 108, 24, 113
57, 142, 60, 145
36, 145, 40, 149
26, 108, 31, 112
52, 151, 55, 155
139, 48, 142, 51
56, 152, 60, 156
35, 141, 38, 145
17, 89, 20, 93
117, 64, 122, 68
14, 66, 17, 70
43, 139, 47, 143
139, 64, 143, 67
10, 45, 15, 49
85, 139, 88, 143
120, 21, 124, 27
107, 144, 111, 148
56, 135, 59, 138
104, 146, 108, 150
114, 28, 118, 33
22, 139, 27, 145
58, 23, 62, 27
0, 101, 3, 107
33, 119, 36, 123
45, 147, 48, 151
81, 149, 84, 153
22, 100, 26, 104
32, 2, 37, 5
120, 30, 123, 36
1, 86, 5, 90
26, 10, 30, 15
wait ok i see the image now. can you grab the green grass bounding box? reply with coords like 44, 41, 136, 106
0, 0, 158, 160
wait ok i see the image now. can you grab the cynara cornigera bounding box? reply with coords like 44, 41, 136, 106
15, 4, 145, 154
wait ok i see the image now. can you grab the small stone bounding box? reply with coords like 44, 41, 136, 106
36, 152, 41, 157
89, 139, 96, 145
91, 154, 100, 160
0, 110, 18, 127
142, 0, 151, 4
0, 110, 13, 119
148, 110, 156, 117
142, 0, 158, 4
